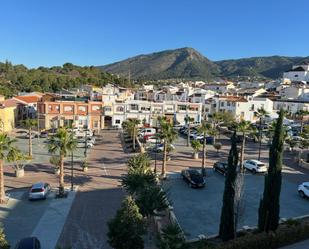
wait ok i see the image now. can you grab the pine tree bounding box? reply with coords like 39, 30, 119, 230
107, 196, 145, 249
258, 109, 284, 232
219, 132, 238, 241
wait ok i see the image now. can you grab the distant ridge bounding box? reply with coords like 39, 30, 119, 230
98, 47, 309, 80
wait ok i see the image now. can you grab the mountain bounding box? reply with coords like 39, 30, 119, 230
98, 48, 309, 80
99, 47, 220, 80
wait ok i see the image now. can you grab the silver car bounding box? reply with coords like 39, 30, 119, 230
29, 182, 50, 200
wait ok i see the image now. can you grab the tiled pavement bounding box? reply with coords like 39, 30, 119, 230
57, 131, 129, 249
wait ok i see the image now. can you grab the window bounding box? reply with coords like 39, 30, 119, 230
93, 120, 99, 128
141, 106, 150, 111
115, 119, 121, 124
227, 102, 231, 107
116, 106, 124, 112
78, 106, 87, 112
48, 105, 52, 111
104, 106, 112, 112
178, 105, 187, 111
130, 104, 139, 111
220, 102, 224, 107
92, 105, 101, 111
64, 106, 73, 112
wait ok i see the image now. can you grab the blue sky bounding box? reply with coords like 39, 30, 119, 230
0, 0, 308, 68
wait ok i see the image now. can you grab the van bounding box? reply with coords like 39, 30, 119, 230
139, 128, 156, 139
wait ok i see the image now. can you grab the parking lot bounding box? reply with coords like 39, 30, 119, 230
0, 189, 76, 248
163, 169, 309, 240
160, 134, 309, 240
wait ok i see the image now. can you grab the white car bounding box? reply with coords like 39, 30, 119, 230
192, 134, 204, 140
77, 140, 94, 148
298, 182, 309, 198
29, 182, 50, 200
153, 144, 175, 152
243, 160, 267, 174
146, 136, 160, 144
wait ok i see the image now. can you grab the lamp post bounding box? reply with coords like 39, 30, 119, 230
154, 127, 159, 174
71, 150, 74, 191
84, 128, 88, 157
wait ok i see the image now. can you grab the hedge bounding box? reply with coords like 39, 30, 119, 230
216, 221, 309, 249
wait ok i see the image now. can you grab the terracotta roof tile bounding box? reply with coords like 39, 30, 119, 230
14, 95, 41, 103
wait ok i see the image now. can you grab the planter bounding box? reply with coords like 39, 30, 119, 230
54, 168, 60, 175
193, 152, 199, 159
15, 168, 24, 178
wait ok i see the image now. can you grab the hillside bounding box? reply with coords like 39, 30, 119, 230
0, 62, 130, 97
99, 47, 220, 80
99, 48, 309, 80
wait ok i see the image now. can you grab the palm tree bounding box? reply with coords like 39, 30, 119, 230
256, 107, 269, 160
158, 118, 178, 178
296, 110, 309, 134
126, 118, 141, 151
191, 140, 202, 159
197, 120, 212, 176
47, 127, 77, 196
184, 116, 194, 147
127, 153, 151, 173
236, 120, 256, 172
0, 133, 17, 203
210, 112, 235, 139
21, 119, 38, 157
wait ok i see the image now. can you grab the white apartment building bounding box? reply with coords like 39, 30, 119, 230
273, 99, 309, 114
238, 81, 265, 89
203, 96, 273, 123
283, 63, 309, 82
203, 82, 235, 94
111, 100, 202, 128
279, 83, 309, 99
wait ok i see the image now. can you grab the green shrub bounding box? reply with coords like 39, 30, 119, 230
0, 229, 9, 249
215, 222, 309, 249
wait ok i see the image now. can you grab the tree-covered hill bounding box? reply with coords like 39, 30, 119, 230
99, 47, 309, 80
0, 61, 130, 97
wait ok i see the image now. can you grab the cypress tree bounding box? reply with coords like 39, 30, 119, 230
258, 109, 284, 232
107, 196, 145, 249
219, 132, 238, 241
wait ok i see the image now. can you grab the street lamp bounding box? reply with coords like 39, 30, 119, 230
71, 150, 74, 191
84, 129, 88, 157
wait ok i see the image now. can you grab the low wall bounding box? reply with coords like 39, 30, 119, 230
299, 159, 309, 170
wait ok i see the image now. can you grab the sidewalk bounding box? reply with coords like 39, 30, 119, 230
281, 240, 309, 249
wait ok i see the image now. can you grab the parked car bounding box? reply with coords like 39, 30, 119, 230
139, 128, 156, 139
77, 140, 94, 148
181, 169, 205, 188
25, 132, 38, 139
29, 182, 50, 200
146, 135, 160, 144
39, 131, 48, 138
243, 160, 267, 174
198, 136, 214, 144
15, 237, 41, 249
153, 144, 175, 152
192, 134, 204, 140
87, 136, 96, 144
298, 182, 309, 198
213, 161, 228, 176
